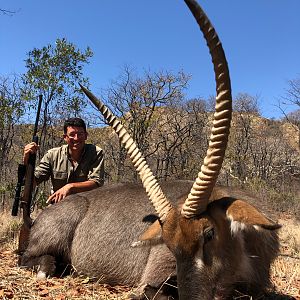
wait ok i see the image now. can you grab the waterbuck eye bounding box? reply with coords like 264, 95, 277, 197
203, 227, 214, 243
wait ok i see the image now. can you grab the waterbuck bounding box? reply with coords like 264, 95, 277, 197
20, 0, 280, 299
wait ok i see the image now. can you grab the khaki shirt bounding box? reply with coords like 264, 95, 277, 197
35, 144, 104, 192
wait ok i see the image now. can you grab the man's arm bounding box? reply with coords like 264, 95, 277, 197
46, 180, 98, 204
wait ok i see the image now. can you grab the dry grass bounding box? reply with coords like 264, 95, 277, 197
0, 211, 299, 300
271, 217, 300, 299
0, 240, 132, 300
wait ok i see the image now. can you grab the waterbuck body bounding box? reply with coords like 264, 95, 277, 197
21, 181, 191, 296
21, 180, 279, 299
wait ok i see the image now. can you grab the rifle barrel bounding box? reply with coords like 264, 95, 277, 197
33, 95, 42, 138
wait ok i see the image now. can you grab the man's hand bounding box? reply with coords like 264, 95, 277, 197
46, 183, 73, 204
46, 181, 97, 205
23, 142, 39, 165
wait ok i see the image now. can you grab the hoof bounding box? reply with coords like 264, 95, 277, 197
36, 270, 47, 280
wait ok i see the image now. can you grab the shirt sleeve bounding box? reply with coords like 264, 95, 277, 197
87, 148, 104, 187
34, 151, 52, 185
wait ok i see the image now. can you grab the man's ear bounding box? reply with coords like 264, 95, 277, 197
131, 220, 163, 247
225, 199, 281, 230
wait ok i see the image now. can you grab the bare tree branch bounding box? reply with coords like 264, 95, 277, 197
0, 8, 18, 16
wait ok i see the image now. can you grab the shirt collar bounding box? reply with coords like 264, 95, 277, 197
66, 144, 86, 163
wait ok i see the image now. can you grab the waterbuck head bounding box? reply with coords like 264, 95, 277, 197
81, 0, 280, 299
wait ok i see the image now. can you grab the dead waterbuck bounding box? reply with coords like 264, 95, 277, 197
21, 0, 280, 299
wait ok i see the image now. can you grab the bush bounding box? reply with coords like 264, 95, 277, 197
246, 177, 300, 219
0, 211, 22, 243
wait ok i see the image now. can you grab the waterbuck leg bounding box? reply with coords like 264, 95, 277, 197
20, 254, 56, 279
131, 244, 176, 299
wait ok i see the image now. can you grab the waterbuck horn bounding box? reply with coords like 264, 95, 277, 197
181, 0, 232, 218
80, 84, 172, 222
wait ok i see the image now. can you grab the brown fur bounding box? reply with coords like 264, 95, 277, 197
21, 181, 280, 299
140, 189, 280, 299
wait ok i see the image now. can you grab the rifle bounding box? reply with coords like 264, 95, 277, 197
13, 94, 42, 253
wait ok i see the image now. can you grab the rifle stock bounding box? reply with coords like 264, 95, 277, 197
16, 95, 42, 253
21, 150, 36, 227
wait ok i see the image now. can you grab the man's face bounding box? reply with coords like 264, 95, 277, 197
63, 126, 87, 153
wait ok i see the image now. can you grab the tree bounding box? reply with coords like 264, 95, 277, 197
285, 77, 300, 107
152, 106, 192, 180
0, 8, 17, 16
281, 77, 300, 147
151, 97, 209, 181
223, 91, 300, 192
0, 75, 26, 187
225, 93, 261, 184
286, 109, 300, 125
233, 93, 260, 115
21, 38, 93, 155
104, 66, 190, 181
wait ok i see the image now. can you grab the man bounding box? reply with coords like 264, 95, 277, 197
23, 117, 104, 204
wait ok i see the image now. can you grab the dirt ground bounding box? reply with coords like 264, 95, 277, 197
0, 215, 299, 300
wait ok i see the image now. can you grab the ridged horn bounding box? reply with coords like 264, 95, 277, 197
80, 84, 173, 222
181, 0, 232, 218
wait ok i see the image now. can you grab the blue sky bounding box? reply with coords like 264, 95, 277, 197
1, 0, 300, 119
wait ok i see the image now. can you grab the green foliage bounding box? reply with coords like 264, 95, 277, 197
21, 38, 93, 121
0, 76, 25, 128
0, 96, 22, 129
35, 189, 48, 209
0, 76, 26, 185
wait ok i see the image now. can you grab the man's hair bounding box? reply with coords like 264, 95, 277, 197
63, 117, 87, 133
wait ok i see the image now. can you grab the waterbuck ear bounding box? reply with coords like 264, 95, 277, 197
131, 220, 163, 247
226, 199, 281, 230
